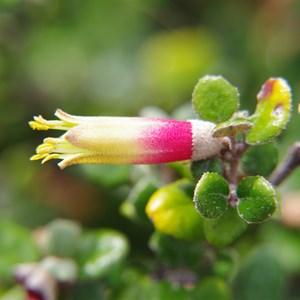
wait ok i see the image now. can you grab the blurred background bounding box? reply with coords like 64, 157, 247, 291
1, 0, 300, 298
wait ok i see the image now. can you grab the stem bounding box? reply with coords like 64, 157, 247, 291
221, 139, 248, 207
222, 139, 248, 186
269, 142, 300, 186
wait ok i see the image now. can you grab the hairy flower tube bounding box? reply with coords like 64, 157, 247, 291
29, 109, 228, 169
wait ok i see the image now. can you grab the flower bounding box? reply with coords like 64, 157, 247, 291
29, 109, 227, 169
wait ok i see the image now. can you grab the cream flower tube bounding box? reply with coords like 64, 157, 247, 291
29, 109, 228, 169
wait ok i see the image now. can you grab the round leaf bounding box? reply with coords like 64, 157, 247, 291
191, 159, 223, 181
233, 246, 285, 300
192, 75, 239, 123
213, 249, 238, 278
241, 143, 278, 177
193, 173, 229, 219
246, 78, 292, 144
44, 219, 82, 257
70, 284, 105, 300
149, 231, 204, 268
76, 229, 129, 280
237, 176, 278, 223
40, 257, 78, 283
146, 179, 204, 240
212, 119, 253, 138
203, 207, 248, 247
195, 278, 232, 300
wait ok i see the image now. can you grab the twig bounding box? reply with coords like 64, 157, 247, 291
269, 142, 300, 186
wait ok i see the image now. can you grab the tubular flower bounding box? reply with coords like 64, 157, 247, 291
29, 109, 228, 169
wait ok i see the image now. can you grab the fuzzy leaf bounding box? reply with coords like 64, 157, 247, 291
194, 173, 229, 219
246, 78, 292, 144
44, 219, 82, 257
192, 75, 239, 123
237, 176, 277, 223
76, 229, 129, 280
191, 159, 223, 181
203, 207, 248, 247
149, 231, 204, 268
241, 143, 278, 177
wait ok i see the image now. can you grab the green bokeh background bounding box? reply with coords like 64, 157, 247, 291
1, 0, 300, 299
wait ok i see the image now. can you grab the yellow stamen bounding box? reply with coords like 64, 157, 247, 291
42, 154, 61, 164
29, 115, 76, 131
30, 153, 49, 161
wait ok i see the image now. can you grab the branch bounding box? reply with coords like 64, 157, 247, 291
269, 142, 300, 186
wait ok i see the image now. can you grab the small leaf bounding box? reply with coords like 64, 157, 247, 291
190, 159, 223, 181
212, 119, 253, 138
213, 249, 238, 278
40, 257, 78, 283
44, 219, 82, 257
237, 176, 278, 223
193, 173, 230, 219
192, 75, 239, 123
120, 179, 158, 223
149, 231, 204, 269
241, 143, 278, 177
195, 277, 232, 300
232, 246, 286, 300
203, 207, 248, 247
246, 77, 292, 144
76, 229, 129, 280
260, 223, 300, 273
146, 179, 204, 240
70, 285, 105, 300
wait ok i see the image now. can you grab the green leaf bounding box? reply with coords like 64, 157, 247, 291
145, 281, 194, 299
0, 219, 40, 279
146, 179, 204, 240
118, 273, 231, 300
212, 119, 253, 138
260, 223, 300, 273
232, 246, 286, 300
40, 257, 78, 283
213, 249, 238, 279
193, 173, 229, 219
246, 78, 292, 144
43, 219, 82, 257
203, 207, 248, 247
237, 176, 278, 223
195, 278, 232, 300
76, 229, 129, 280
192, 75, 239, 123
120, 179, 158, 223
70, 283, 105, 300
191, 159, 223, 181
149, 231, 204, 269
241, 143, 278, 177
